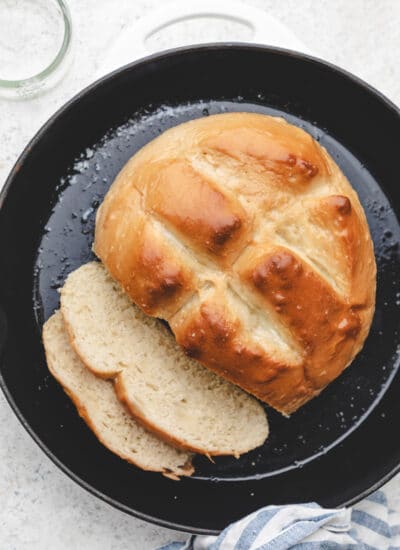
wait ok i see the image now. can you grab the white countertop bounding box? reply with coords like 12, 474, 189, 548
1, 1, 400, 548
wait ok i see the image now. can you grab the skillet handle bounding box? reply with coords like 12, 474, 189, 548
98, 0, 311, 78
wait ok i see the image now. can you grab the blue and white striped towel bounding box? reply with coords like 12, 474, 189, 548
160, 490, 400, 549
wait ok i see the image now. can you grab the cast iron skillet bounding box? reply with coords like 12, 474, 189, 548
0, 44, 399, 534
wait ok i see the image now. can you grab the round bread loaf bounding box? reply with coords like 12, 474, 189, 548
94, 112, 376, 415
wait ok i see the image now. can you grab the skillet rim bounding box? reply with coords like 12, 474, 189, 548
0, 42, 399, 535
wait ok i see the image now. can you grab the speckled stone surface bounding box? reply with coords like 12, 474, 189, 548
1, 1, 399, 548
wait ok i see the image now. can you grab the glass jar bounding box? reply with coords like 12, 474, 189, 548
0, 0, 72, 98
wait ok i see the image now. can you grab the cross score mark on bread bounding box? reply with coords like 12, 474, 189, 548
94, 113, 376, 415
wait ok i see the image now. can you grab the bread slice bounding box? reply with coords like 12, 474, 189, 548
60, 262, 269, 456
43, 311, 193, 477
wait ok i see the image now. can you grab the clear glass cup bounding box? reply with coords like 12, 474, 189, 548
0, 0, 72, 98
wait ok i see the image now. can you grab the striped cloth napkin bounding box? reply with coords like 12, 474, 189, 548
159, 490, 400, 549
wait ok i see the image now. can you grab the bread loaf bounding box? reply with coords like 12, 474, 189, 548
94, 112, 376, 414
43, 311, 193, 477
61, 262, 269, 456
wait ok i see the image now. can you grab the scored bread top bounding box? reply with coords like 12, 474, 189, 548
94, 112, 376, 414
43, 311, 193, 477
60, 262, 269, 456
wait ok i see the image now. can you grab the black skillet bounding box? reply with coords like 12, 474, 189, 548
0, 44, 399, 534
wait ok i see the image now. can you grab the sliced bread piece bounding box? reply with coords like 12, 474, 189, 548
61, 262, 269, 457
43, 311, 193, 477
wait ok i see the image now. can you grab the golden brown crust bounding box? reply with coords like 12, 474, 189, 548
203, 124, 329, 186
95, 185, 194, 317
94, 112, 376, 414
171, 299, 309, 414
145, 159, 250, 263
